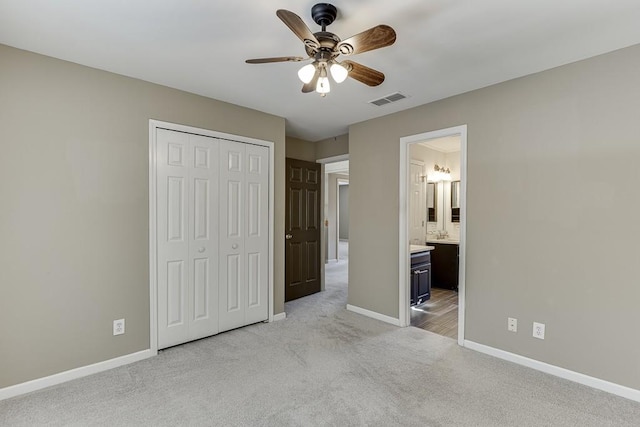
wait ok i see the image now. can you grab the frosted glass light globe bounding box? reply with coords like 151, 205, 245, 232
330, 63, 348, 83
316, 76, 330, 94
298, 63, 316, 84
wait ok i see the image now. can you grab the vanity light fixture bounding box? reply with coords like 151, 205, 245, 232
430, 164, 451, 182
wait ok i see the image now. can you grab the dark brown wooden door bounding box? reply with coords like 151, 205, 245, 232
285, 158, 321, 301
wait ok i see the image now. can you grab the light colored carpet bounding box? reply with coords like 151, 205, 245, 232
2, 259, 640, 426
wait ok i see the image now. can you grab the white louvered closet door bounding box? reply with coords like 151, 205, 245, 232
218, 140, 269, 333
157, 129, 219, 349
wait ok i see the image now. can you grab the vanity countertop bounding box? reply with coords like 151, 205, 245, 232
410, 244, 435, 254
426, 239, 459, 245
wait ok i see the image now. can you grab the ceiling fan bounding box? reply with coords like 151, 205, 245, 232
246, 3, 396, 97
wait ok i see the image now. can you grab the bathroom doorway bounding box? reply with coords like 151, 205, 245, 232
409, 136, 461, 339
399, 126, 467, 346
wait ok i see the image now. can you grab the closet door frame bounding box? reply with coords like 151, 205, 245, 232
148, 119, 274, 354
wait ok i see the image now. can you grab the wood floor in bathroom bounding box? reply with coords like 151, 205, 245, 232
410, 288, 458, 339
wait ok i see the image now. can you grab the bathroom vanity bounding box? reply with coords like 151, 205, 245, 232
426, 240, 459, 291
410, 245, 434, 306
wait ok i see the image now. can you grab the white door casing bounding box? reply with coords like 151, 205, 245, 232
399, 125, 467, 345
154, 124, 271, 350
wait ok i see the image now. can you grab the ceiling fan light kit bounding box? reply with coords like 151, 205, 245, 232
246, 3, 396, 97
329, 62, 348, 83
298, 63, 316, 84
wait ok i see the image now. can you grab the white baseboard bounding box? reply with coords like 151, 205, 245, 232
0, 349, 154, 401
464, 340, 640, 403
272, 312, 286, 322
346, 304, 401, 326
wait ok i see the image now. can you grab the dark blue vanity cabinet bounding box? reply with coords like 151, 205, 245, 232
410, 250, 431, 306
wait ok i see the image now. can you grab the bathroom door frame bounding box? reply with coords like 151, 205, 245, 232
398, 125, 467, 346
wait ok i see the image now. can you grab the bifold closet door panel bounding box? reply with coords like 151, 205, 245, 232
157, 129, 191, 349
218, 141, 269, 332
219, 140, 246, 332
243, 143, 269, 325
187, 134, 220, 342
157, 129, 220, 349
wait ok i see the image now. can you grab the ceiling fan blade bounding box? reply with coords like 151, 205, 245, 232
342, 60, 385, 86
302, 69, 320, 93
337, 25, 396, 56
245, 56, 306, 64
276, 9, 320, 51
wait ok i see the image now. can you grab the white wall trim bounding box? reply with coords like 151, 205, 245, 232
320, 162, 326, 290
148, 121, 159, 356
399, 125, 467, 344
0, 350, 153, 401
316, 154, 349, 164
347, 304, 401, 327
464, 340, 640, 403
267, 135, 275, 323
272, 312, 287, 322
148, 119, 275, 348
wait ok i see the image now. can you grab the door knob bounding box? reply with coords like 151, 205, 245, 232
198, 247, 205, 253
285, 234, 293, 240
232, 244, 238, 249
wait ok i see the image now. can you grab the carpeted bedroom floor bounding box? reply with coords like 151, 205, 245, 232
1, 258, 639, 426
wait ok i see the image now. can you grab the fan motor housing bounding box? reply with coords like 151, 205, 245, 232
305, 31, 340, 57
311, 3, 337, 28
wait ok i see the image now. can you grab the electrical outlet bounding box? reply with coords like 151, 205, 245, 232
113, 319, 125, 336
508, 317, 517, 332
533, 322, 545, 340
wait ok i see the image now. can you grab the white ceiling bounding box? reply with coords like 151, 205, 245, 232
2, 0, 640, 142
420, 136, 460, 153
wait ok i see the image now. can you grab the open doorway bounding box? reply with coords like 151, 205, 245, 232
409, 137, 461, 339
317, 156, 349, 296
337, 178, 349, 261
399, 126, 467, 346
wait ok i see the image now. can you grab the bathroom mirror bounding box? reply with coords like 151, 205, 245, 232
451, 180, 460, 222
427, 182, 437, 222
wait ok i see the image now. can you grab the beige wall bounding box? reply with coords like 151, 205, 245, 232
349, 44, 640, 389
315, 134, 349, 160
285, 136, 316, 162
286, 134, 349, 162
0, 44, 285, 388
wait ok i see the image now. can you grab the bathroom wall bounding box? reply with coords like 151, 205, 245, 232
409, 144, 461, 241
